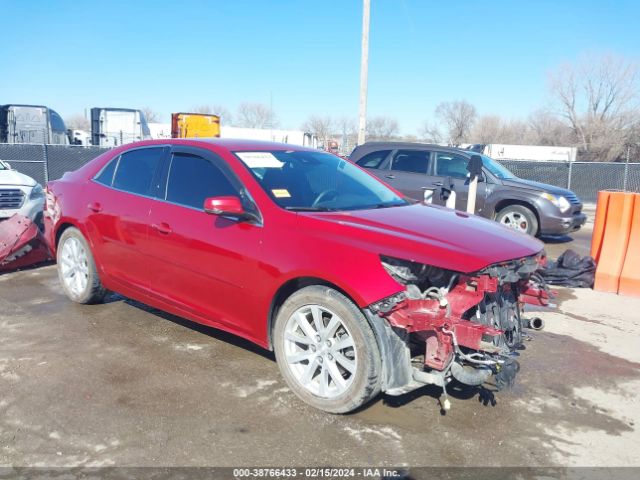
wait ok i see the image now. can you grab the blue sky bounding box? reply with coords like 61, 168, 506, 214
3, 0, 639, 134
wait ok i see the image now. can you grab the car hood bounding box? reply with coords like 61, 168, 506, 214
300, 203, 543, 273
0, 169, 37, 187
501, 177, 575, 196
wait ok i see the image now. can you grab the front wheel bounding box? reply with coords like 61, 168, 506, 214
496, 204, 539, 236
273, 286, 381, 413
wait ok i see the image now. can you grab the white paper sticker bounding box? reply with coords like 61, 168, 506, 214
236, 152, 284, 169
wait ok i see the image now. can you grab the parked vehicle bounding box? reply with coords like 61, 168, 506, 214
44, 139, 545, 413
0, 104, 68, 145
350, 142, 587, 236
0, 160, 45, 223
90, 108, 151, 147
68, 129, 92, 145
171, 112, 221, 138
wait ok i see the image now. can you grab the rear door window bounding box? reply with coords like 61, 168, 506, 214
435, 152, 469, 179
94, 158, 118, 186
165, 152, 237, 209
112, 147, 164, 196
355, 150, 391, 169
390, 150, 431, 174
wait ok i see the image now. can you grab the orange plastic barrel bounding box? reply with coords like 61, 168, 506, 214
618, 193, 640, 297
593, 192, 634, 293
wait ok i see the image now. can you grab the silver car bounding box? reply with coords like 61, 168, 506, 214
0, 160, 44, 224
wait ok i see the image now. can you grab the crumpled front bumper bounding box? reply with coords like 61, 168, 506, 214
0, 214, 52, 272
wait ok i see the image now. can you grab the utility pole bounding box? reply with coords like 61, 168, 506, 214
357, 0, 370, 146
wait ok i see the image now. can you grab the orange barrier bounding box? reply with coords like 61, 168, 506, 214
592, 191, 640, 296
618, 194, 640, 297
590, 190, 610, 262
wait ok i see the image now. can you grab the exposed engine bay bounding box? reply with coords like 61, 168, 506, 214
365, 254, 551, 409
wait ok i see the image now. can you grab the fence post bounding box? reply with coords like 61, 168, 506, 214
567, 161, 573, 190
42, 144, 49, 183
623, 145, 630, 192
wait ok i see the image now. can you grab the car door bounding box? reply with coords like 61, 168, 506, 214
383, 149, 433, 200
145, 146, 264, 333
87, 146, 167, 293
431, 151, 487, 214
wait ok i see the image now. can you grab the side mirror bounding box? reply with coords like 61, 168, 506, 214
467, 155, 483, 180
203, 196, 246, 217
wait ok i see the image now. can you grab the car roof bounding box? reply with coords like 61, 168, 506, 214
350, 141, 472, 159
123, 138, 320, 152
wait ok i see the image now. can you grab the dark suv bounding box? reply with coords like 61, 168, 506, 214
350, 142, 587, 236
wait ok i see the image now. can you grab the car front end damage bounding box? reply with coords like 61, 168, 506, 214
364, 254, 550, 408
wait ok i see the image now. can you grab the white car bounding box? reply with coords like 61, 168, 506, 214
0, 160, 45, 224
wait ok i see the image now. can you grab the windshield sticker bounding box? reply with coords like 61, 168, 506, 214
271, 189, 291, 198
236, 152, 284, 169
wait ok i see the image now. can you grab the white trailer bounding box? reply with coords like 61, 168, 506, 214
91, 108, 151, 147
148, 122, 172, 139
482, 144, 577, 162
221, 126, 318, 148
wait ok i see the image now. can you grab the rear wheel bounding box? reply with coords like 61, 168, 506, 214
57, 227, 106, 304
273, 285, 381, 413
496, 204, 538, 236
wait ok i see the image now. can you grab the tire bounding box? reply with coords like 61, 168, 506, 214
273, 285, 381, 414
57, 227, 107, 304
496, 204, 539, 236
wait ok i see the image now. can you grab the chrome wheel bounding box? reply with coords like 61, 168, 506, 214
59, 237, 89, 297
500, 211, 529, 233
283, 305, 357, 399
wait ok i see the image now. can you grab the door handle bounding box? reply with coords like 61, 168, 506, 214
385, 174, 396, 179
87, 202, 102, 213
152, 222, 172, 235
432, 181, 444, 187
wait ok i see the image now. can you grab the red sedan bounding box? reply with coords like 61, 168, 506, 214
44, 139, 543, 413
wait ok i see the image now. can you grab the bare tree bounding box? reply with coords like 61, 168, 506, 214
335, 116, 358, 153
302, 115, 334, 148
435, 100, 477, 145
366, 116, 399, 141
141, 107, 162, 123
236, 102, 276, 129
470, 115, 504, 144
548, 53, 639, 161
192, 104, 233, 124
419, 121, 443, 144
65, 113, 90, 131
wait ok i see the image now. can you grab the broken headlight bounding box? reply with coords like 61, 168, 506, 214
369, 291, 407, 314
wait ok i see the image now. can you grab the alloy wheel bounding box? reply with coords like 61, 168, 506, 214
283, 305, 357, 398
59, 237, 89, 296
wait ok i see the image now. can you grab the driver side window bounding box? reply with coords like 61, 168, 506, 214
166, 153, 238, 209
435, 152, 469, 179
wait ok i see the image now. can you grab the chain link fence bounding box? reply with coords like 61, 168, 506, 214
0, 144, 109, 185
1, 144, 639, 204
499, 160, 640, 203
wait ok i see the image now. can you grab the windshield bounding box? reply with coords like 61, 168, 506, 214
482, 154, 516, 179
235, 150, 408, 211
0, 161, 8, 170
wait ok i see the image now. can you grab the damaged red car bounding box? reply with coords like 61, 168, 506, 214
44, 139, 545, 413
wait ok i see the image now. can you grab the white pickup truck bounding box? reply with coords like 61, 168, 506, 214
0, 160, 44, 224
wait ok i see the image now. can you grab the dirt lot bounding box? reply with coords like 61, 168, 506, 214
1, 214, 639, 468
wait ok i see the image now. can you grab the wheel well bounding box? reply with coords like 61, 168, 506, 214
266, 277, 358, 350
54, 223, 76, 249
494, 199, 540, 231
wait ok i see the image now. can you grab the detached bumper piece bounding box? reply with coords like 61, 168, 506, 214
370, 254, 549, 409
0, 215, 51, 273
